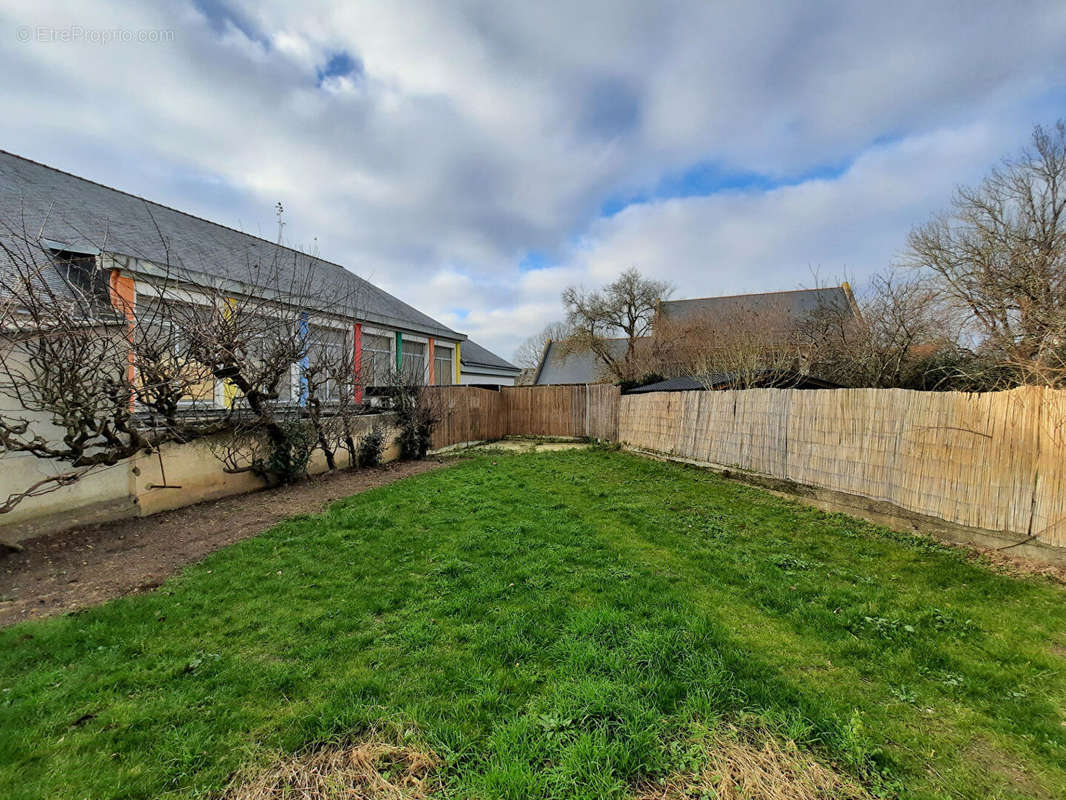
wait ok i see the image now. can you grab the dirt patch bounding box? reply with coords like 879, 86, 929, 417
963, 737, 1054, 799
635, 725, 870, 800
0, 460, 450, 627
961, 545, 1066, 585
477, 440, 592, 453
224, 735, 439, 800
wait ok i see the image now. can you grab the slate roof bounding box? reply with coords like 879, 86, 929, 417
533, 338, 628, 385
623, 376, 704, 393
0, 150, 463, 340
657, 287, 854, 330
460, 339, 520, 373
624, 372, 842, 393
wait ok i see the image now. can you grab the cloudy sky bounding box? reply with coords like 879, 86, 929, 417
2, 1, 1065, 360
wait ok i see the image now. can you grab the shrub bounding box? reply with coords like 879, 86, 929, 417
396, 419, 433, 460
390, 382, 439, 461
264, 420, 316, 483
357, 429, 386, 468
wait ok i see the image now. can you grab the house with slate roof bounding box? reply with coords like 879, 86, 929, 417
0, 149, 483, 404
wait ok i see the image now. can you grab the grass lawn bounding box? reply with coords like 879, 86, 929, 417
2, 448, 1065, 799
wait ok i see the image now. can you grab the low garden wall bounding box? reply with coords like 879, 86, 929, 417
0, 412, 400, 543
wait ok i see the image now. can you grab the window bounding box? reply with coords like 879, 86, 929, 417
134, 297, 216, 405
401, 339, 426, 383
307, 325, 350, 402
50, 249, 99, 299
362, 333, 392, 387
434, 346, 453, 385
249, 325, 296, 403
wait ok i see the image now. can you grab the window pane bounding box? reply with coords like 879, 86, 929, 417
362, 333, 392, 387
434, 352, 453, 385
401, 340, 426, 383
307, 326, 350, 401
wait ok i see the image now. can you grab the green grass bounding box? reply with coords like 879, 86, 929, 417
2, 448, 1065, 799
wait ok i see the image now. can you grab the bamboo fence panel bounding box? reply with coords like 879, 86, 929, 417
587, 384, 621, 440
620, 386, 1065, 545
1031, 388, 1066, 547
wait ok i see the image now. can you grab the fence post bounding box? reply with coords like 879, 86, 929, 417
585, 384, 590, 438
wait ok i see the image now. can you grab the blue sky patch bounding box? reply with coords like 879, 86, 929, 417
317, 51, 362, 86
191, 0, 270, 48
600, 156, 854, 217
518, 251, 553, 272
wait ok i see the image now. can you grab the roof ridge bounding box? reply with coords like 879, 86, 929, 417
551, 335, 633, 343
0, 148, 358, 280
662, 286, 843, 304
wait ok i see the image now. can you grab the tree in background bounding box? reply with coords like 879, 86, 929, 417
801, 270, 966, 389
512, 320, 571, 370
561, 267, 672, 382
907, 121, 1066, 388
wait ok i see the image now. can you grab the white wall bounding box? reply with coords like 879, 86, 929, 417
460, 372, 516, 386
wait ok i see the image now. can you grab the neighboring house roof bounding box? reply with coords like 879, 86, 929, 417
625, 371, 842, 394
530, 287, 857, 386
624, 376, 705, 393
459, 339, 520, 374
0, 150, 463, 341
657, 286, 855, 330
533, 338, 629, 385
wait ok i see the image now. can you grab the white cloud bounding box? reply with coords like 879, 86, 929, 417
0, 0, 1064, 361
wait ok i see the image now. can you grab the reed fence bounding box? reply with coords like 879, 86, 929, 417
618, 385, 1064, 548
425, 386, 507, 447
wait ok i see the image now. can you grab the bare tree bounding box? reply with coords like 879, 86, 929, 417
303, 323, 364, 470
907, 120, 1066, 387
0, 216, 233, 512
0, 204, 372, 512
512, 320, 570, 369
654, 306, 806, 389
561, 267, 672, 382
184, 255, 369, 482
377, 366, 442, 459
802, 270, 964, 389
